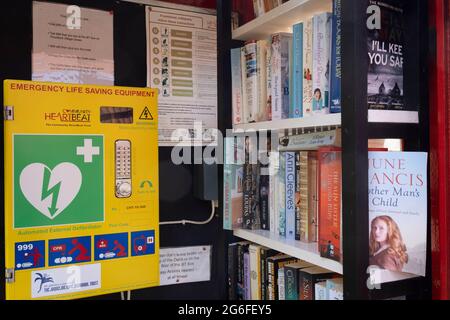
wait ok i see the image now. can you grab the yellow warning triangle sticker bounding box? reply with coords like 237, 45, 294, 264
139, 107, 153, 120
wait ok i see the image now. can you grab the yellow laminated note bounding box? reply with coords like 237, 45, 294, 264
3, 80, 159, 300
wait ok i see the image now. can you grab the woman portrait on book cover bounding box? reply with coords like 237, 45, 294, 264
312, 88, 323, 111
369, 215, 408, 272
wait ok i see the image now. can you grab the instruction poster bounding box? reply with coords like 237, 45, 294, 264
4, 80, 159, 300
32, 1, 114, 85
146, 6, 217, 146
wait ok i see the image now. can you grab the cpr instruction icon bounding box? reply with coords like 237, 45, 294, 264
14, 135, 104, 228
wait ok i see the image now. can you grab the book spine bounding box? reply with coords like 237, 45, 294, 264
227, 244, 238, 300
267, 259, 275, 300
318, 150, 342, 262
278, 267, 285, 300
295, 152, 301, 241
315, 282, 327, 300
251, 162, 261, 230
269, 152, 278, 233
299, 272, 313, 300
292, 23, 304, 118
278, 152, 286, 237
285, 152, 296, 240
312, 13, 332, 114
231, 48, 244, 125
303, 18, 314, 117
330, 0, 342, 113
243, 41, 259, 123
223, 137, 233, 230
243, 252, 251, 300
243, 155, 253, 230
284, 267, 298, 300
240, 47, 249, 123
260, 160, 270, 230
266, 38, 273, 121
257, 40, 269, 122
271, 34, 282, 120
281, 34, 292, 119
237, 243, 246, 300
299, 151, 309, 242
278, 129, 340, 152
249, 245, 261, 300
308, 152, 319, 242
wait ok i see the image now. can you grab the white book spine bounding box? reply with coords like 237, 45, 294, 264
269, 152, 279, 234
249, 245, 261, 300
278, 267, 285, 300
312, 13, 332, 114
244, 42, 259, 123
231, 48, 243, 125
315, 281, 327, 300
271, 34, 282, 120
241, 47, 249, 123
303, 18, 314, 117
266, 38, 272, 121
257, 40, 268, 122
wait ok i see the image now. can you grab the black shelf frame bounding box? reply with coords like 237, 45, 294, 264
217, 0, 432, 300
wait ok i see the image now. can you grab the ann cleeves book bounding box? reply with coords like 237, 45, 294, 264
368, 152, 428, 278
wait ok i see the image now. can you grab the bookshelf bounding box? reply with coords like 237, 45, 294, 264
234, 228, 343, 274
233, 113, 341, 132
218, 0, 431, 300
232, 0, 332, 41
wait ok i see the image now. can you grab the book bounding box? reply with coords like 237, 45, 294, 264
368, 152, 428, 278
367, 0, 405, 112
315, 281, 327, 300
285, 152, 296, 240
299, 266, 336, 300
231, 48, 244, 125
326, 278, 344, 300
284, 261, 314, 300
260, 247, 278, 300
271, 32, 292, 120
243, 252, 251, 300
266, 38, 273, 121
291, 22, 304, 118
249, 244, 262, 300
278, 128, 341, 152
330, 0, 342, 113
278, 267, 285, 300
312, 12, 332, 114
257, 40, 269, 121
223, 137, 244, 230
318, 147, 342, 262
269, 151, 279, 234
227, 243, 239, 300
278, 152, 286, 237
303, 18, 314, 117
259, 156, 270, 231
237, 242, 250, 300
242, 41, 259, 123
266, 254, 298, 300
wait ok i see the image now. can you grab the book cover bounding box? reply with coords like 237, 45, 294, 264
223, 137, 244, 230
367, 0, 405, 111
368, 152, 428, 277
260, 247, 278, 300
231, 48, 244, 124
330, 0, 342, 113
312, 12, 332, 114
318, 147, 342, 262
299, 266, 336, 300
303, 18, 314, 117
249, 244, 262, 300
285, 152, 296, 240
292, 22, 304, 118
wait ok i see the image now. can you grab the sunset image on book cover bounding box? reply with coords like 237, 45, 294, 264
367, 0, 405, 111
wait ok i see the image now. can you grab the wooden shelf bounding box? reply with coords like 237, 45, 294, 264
233, 113, 341, 132
232, 0, 332, 41
233, 228, 343, 274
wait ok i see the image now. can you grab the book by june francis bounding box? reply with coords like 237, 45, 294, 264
368, 152, 427, 278
367, 0, 405, 111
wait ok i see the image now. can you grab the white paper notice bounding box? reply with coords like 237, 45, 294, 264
31, 264, 101, 298
147, 6, 217, 146
32, 1, 114, 85
160, 246, 211, 286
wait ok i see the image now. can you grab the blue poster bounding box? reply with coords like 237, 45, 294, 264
48, 236, 91, 266
131, 231, 155, 256
15, 240, 45, 270
94, 233, 128, 261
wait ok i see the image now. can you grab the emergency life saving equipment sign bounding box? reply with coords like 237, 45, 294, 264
3, 80, 159, 299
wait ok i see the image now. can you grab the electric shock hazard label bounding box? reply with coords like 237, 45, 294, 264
13, 135, 104, 228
